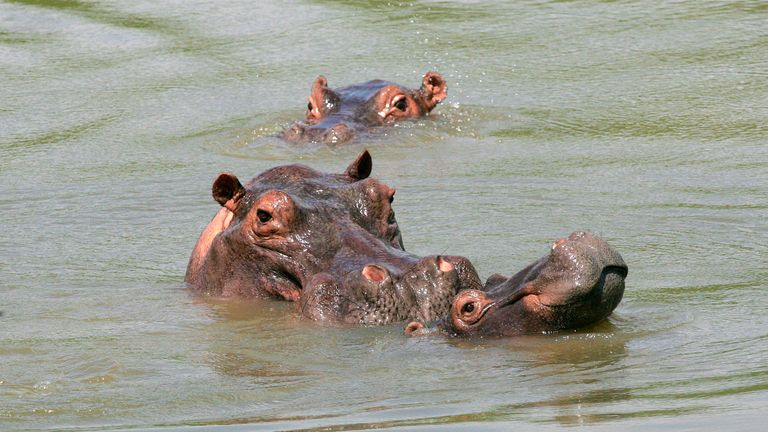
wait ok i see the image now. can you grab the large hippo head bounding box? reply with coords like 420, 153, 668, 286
186, 151, 482, 324
406, 232, 628, 337
282, 71, 447, 145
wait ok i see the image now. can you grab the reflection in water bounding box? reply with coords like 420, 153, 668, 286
510, 322, 628, 371
197, 298, 314, 389
448, 322, 634, 427
206, 351, 312, 387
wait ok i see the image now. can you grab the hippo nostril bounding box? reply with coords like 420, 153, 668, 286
606, 264, 629, 279
282, 124, 306, 142
362, 264, 388, 283
323, 124, 355, 145
436, 256, 454, 273
552, 237, 568, 250
404, 321, 425, 336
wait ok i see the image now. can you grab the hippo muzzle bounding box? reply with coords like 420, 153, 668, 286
283, 120, 358, 145
301, 253, 483, 325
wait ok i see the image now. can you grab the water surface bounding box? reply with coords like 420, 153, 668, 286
1, 1, 767, 430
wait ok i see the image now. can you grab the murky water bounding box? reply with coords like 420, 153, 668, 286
2, 1, 767, 430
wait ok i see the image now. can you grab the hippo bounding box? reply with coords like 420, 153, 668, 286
282, 71, 447, 145
185, 150, 482, 324
299, 249, 482, 325
405, 232, 628, 338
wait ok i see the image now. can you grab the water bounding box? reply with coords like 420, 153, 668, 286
1, 1, 767, 430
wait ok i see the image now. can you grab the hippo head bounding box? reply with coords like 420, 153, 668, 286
406, 232, 628, 338
186, 151, 482, 324
282, 71, 447, 145
300, 254, 482, 325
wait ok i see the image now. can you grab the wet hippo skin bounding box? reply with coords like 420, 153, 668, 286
282, 71, 447, 145
186, 154, 627, 334
405, 231, 628, 338
185, 150, 482, 324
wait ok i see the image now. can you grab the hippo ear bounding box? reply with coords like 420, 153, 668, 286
345, 149, 372, 180
212, 173, 245, 211
308, 75, 339, 120
485, 273, 509, 289
307, 76, 327, 119
417, 71, 447, 113
312, 75, 328, 93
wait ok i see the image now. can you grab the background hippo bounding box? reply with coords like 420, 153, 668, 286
282, 71, 447, 145
406, 231, 628, 338
185, 150, 481, 324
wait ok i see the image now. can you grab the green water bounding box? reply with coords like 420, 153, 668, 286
1, 1, 767, 430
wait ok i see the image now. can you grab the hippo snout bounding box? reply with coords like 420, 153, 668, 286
323, 123, 356, 144
540, 231, 628, 305
300, 255, 482, 326
282, 121, 357, 145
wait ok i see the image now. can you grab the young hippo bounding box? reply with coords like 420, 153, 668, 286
282, 71, 447, 145
405, 232, 628, 338
185, 151, 482, 325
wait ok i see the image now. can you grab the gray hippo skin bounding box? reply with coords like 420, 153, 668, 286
406, 231, 628, 337
185, 150, 482, 324
282, 71, 447, 145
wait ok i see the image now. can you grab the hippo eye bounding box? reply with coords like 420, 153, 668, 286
461, 302, 475, 314
394, 97, 407, 111
256, 209, 272, 223
387, 210, 396, 224
307, 102, 313, 111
